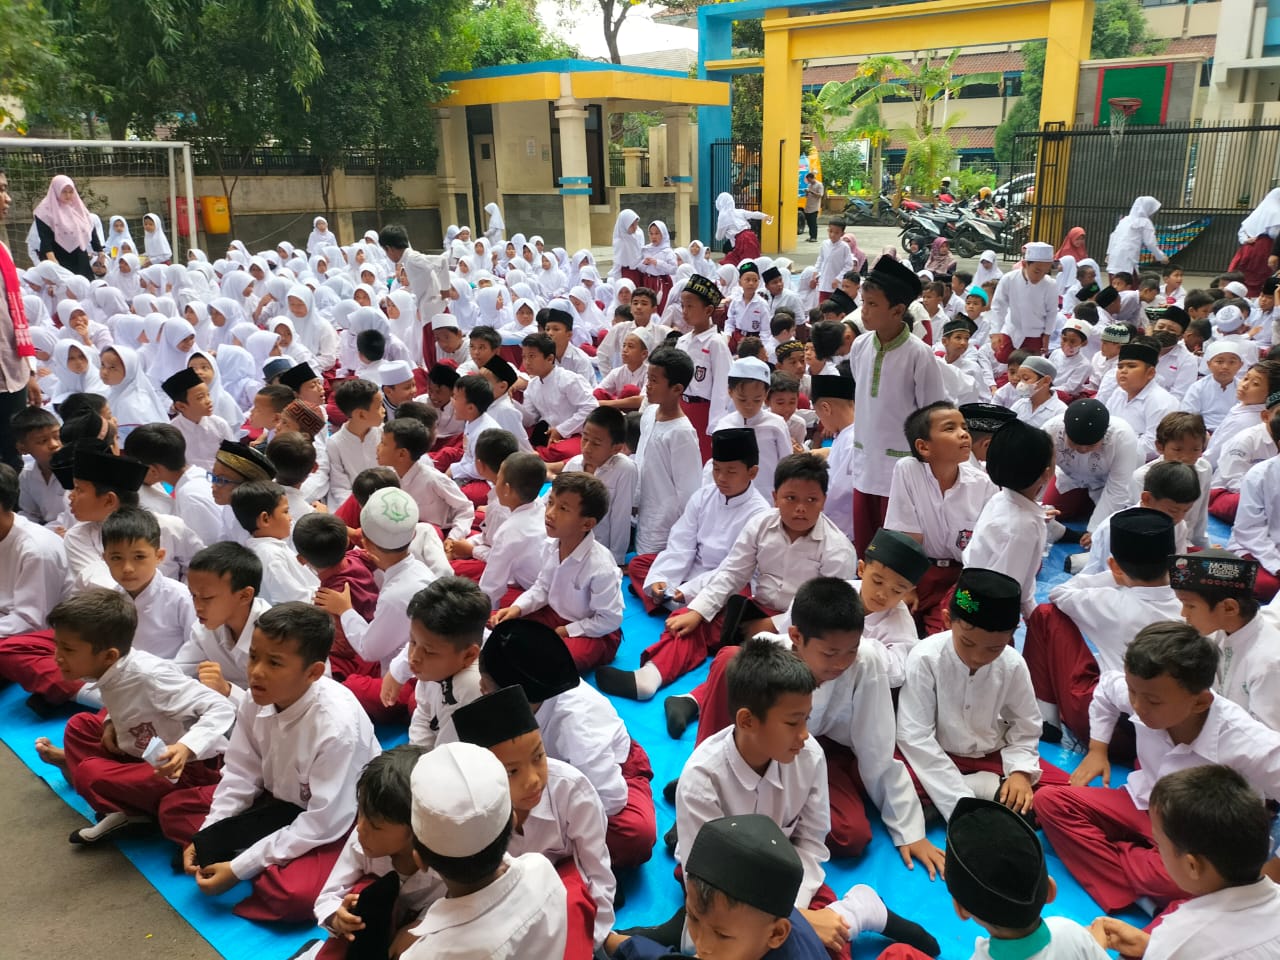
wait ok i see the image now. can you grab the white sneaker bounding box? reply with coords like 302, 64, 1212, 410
962, 770, 1002, 800
69, 811, 149, 844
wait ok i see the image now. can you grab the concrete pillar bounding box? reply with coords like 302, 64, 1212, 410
760, 9, 802, 254
434, 108, 459, 231
665, 105, 693, 247
555, 96, 592, 254
331, 168, 356, 245
622, 147, 645, 188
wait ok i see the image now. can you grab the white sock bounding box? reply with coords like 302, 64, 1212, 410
962, 770, 1002, 800
635, 663, 663, 700
826, 884, 888, 934
1038, 700, 1061, 727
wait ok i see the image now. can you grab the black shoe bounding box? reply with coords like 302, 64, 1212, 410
25, 692, 65, 720
619, 906, 687, 948
1041, 721, 1063, 744
663, 821, 678, 852
595, 665, 639, 700
883, 910, 940, 958
284, 939, 323, 960
662, 777, 679, 805
664, 695, 698, 739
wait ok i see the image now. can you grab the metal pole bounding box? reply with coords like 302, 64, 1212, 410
0, 138, 186, 149
182, 144, 198, 250
168, 147, 179, 257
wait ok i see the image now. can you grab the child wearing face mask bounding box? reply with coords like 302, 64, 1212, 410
1011, 356, 1066, 429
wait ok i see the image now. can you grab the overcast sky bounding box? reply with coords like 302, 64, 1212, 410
535, 0, 698, 60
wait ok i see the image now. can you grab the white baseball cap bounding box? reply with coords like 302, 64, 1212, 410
410, 742, 513, 856
360, 486, 420, 550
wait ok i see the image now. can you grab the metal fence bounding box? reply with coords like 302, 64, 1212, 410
709, 140, 763, 212
1009, 120, 1280, 274
608, 154, 625, 187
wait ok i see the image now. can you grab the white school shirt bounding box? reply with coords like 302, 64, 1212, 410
988, 268, 1059, 344
283, 485, 315, 526
117, 573, 198, 660
1048, 348, 1092, 395
301, 429, 330, 504
170, 413, 235, 472
849, 325, 947, 495
0, 514, 70, 636
1229, 456, 1280, 573
940, 352, 988, 405
1044, 415, 1141, 532
760, 632, 925, 846
65, 515, 204, 588
173, 597, 271, 710
520, 365, 597, 438
399, 459, 475, 541
477, 500, 549, 608
676, 725, 830, 907
1143, 878, 1280, 960
896, 631, 1044, 821
1105, 379, 1180, 462
707, 407, 792, 502
536, 682, 631, 816
342, 554, 434, 672
633, 406, 702, 554
508, 758, 614, 946
1078, 502, 1190, 576
94, 648, 235, 760
815, 237, 853, 293
314, 831, 445, 932
1048, 571, 1182, 674
1206, 401, 1263, 468
1088, 351, 1116, 393
514, 533, 623, 638
18, 460, 67, 528
724, 291, 770, 337
562, 452, 636, 565
325, 423, 382, 510
452, 411, 503, 484
1155, 341, 1199, 398
886, 457, 996, 562
1090, 673, 1280, 809
1184, 377, 1238, 433
245, 536, 320, 604
597, 361, 648, 399
409, 660, 482, 749
676, 327, 733, 429
970, 916, 1109, 960
962, 489, 1047, 618
1129, 455, 1212, 548
1216, 614, 1280, 730
1012, 392, 1067, 429
203, 676, 381, 880
403, 853, 567, 960
644, 483, 770, 603
486, 394, 533, 453
785, 411, 807, 446
172, 465, 224, 547
558, 343, 597, 385
1213, 421, 1273, 492
825, 421, 856, 541
688, 510, 857, 622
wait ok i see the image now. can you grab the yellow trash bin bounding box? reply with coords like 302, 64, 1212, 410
200, 196, 231, 234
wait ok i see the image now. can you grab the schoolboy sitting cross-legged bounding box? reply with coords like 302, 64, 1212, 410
553, 406, 638, 566
520, 331, 598, 463
158, 602, 382, 923
12, 406, 67, 528
231, 480, 319, 604
638, 453, 855, 714
676, 638, 940, 959
376, 416, 474, 542
480, 618, 658, 870
896, 568, 1070, 823
310, 745, 443, 960
454, 684, 615, 958
1036, 621, 1280, 915
163, 367, 235, 472
491, 471, 624, 673
36, 588, 234, 844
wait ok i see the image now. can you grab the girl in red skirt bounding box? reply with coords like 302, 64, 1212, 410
714, 191, 771, 267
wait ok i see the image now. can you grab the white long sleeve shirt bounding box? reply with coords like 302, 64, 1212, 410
514, 533, 623, 638
341, 554, 434, 672
1142, 878, 1280, 960
1089, 673, 1280, 809
173, 597, 271, 710
676, 725, 830, 908
486, 394, 534, 453
65, 515, 204, 588
508, 758, 614, 946
409, 661, 482, 750
245, 536, 320, 605
815, 237, 853, 293
634, 406, 702, 554
1228, 456, 1280, 574
896, 631, 1044, 821
172, 465, 224, 547
988, 268, 1059, 344
1048, 571, 1182, 674
116, 573, 198, 661
325, 424, 382, 509
451, 411, 503, 484
688, 510, 857, 622
95, 648, 235, 761
962, 488, 1048, 617
18, 460, 67, 528
1155, 341, 1200, 399
202, 676, 381, 880
1216, 612, 1280, 730
0, 514, 70, 636
399, 459, 475, 541
562, 452, 637, 565
1044, 415, 1142, 532
1213, 421, 1274, 492
535, 682, 631, 817
886, 457, 996, 562
1105, 379, 1180, 462
171, 413, 235, 472
313, 831, 445, 932
676, 327, 733, 430
477, 500, 549, 608
521, 365, 597, 438
1205, 401, 1264, 468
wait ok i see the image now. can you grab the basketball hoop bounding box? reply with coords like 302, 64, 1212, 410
1107, 97, 1142, 140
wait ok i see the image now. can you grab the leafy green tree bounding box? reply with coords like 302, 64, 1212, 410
468, 0, 575, 68
0, 0, 67, 132
728, 18, 763, 143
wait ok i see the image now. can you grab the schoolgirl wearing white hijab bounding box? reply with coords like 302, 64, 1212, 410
447, 277, 480, 331
1105, 196, 1168, 276
473, 286, 511, 332
30, 327, 60, 405
22, 294, 52, 329
50, 339, 106, 404
109, 253, 142, 299
638, 220, 677, 310
150, 317, 199, 382
268, 317, 318, 368
499, 296, 539, 341
55, 299, 112, 353
385, 289, 421, 364
213, 344, 261, 412
245, 329, 283, 376
142, 213, 173, 265
307, 216, 332, 255
283, 283, 339, 371
567, 285, 606, 346
100, 344, 171, 433
973, 250, 1002, 287
105, 216, 134, 261
609, 209, 644, 285
484, 203, 505, 248
188, 349, 243, 427
221, 270, 257, 314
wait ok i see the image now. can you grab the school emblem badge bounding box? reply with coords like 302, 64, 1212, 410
694, 365, 707, 382
300, 782, 312, 804
128, 721, 158, 754
956, 529, 973, 550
